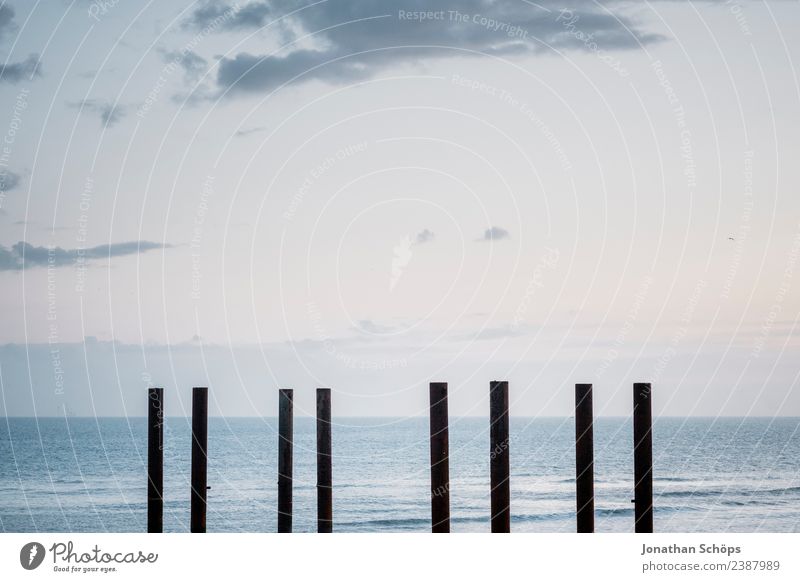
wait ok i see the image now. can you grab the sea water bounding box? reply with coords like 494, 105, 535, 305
1, 417, 799, 532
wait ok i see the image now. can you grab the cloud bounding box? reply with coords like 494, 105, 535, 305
453, 325, 530, 341
161, 49, 208, 83
204, 0, 665, 95
415, 228, 435, 244
355, 319, 395, 334
71, 99, 126, 127
186, 1, 271, 31
0, 170, 21, 192
0, 241, 170, 271
234, 126, 266, 137
0, 54, 42, 83
479, 226, 510, 241
0, 5, 15, 41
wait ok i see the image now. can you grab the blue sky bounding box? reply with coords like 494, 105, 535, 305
0, 0, 799, 417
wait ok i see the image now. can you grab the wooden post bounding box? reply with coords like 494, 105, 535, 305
190, 387, 208, 533
147, 387, 164, 533
489, 380, 510, 533
278, 388, 293, 533
575, 383, 594, 533
633, 382, 653, 533
316, 388, 332, 533
429, 382, 450, 533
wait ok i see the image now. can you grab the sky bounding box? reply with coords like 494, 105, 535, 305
0, 0, 799, 418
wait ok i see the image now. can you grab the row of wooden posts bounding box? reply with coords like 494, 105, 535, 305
146, 382, 654, 533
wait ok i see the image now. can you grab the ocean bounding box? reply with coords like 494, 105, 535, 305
1, 417, 799, 533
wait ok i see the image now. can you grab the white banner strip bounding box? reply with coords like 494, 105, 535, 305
2, 533, 799, 581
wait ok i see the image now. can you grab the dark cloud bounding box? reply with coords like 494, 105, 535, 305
0, 241, 170, 271
415, 228, 435, 244
0, 5, 15, 41
202, 0, 665, 95
0, 170, 21, 192
186, 1, 271, 31
0, 54, 42, 83
71, 99, 126, 127
479, 226, 510, 241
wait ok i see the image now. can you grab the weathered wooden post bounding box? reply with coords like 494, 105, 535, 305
278, 388, 293, 533
489, 380, 510, 533
190, 387, 208, 533
633, 382, 653, 533
429, 382, 450, 533
147, 387, 164, 533
316, 388, 332, 533
575, 383, 594, 533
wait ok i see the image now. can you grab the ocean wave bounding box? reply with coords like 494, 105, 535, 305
658, 486, 800, 499
336, 516, 430, 529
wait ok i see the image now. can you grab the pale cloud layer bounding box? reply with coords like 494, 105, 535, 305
0, 241, 170, 271
0, 0, 797, 416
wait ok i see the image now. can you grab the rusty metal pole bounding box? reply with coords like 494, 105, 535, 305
575, 383, 594, 533
278, 388, 294, 533
633, 382, 653, 533
316, 388, 332, 533
190, 387, 208, 533
147, 387, 164, 533
429, 382, 450, 533
489, 380, 510, 533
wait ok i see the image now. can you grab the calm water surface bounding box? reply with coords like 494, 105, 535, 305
1, 417, 799, 532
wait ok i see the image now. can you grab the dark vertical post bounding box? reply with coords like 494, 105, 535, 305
316, 388, 332, 533
190, 387, 208, 533
429, 382, 450, 533
575, 383, 594, 533
147, 387, 164, 533
633, 382, 653, 533
489, 380, 510, 533
278, 388, 294, 533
